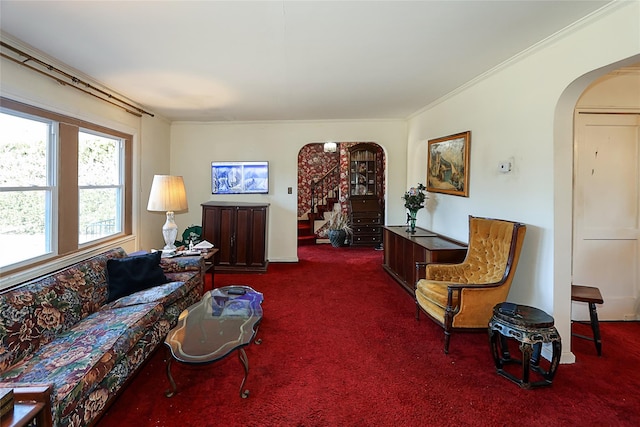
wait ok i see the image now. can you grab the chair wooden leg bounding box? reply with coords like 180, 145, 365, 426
444, 331, 451, 354
588, 302, 602, 356
443, 308, 454, 354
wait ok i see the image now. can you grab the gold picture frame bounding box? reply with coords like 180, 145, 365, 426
427, 131, 471, 197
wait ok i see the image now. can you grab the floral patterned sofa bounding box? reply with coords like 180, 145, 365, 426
0, 247, 204, 427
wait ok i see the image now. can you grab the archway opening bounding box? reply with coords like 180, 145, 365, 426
296, 142, 386, 248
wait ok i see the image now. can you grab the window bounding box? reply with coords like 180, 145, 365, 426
78, 130, 124, 244
0, 98, 132, 275
0, 111, 55, 267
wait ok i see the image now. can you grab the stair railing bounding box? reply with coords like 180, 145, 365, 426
310, 164, 340, 214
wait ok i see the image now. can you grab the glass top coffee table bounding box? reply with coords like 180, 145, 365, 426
164, 285, 263, 398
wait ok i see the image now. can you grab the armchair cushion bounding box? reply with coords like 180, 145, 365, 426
416, 281, 459, 312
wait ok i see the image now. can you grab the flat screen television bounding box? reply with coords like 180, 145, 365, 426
211, 161, 269, 194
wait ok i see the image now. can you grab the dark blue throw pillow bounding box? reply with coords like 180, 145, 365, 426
106, 251, 168, 302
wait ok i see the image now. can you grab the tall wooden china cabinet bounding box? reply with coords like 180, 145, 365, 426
348, 143, 383, 247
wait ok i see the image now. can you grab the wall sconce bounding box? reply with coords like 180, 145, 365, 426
323, 142, 337, 153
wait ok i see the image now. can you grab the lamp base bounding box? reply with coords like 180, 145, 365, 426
162, 211, 179, 252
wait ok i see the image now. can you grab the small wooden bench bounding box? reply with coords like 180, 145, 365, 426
571, 285, 604, 356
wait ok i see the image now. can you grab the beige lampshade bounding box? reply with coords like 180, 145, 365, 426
147, 175, 188, 212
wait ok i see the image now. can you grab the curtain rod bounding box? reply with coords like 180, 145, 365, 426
0, 41, 154, 117
578, 111, 639, 115
0, 53, 142, 117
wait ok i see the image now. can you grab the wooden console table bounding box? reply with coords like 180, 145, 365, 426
0, 385, 52, 427
382, 226, 467, 295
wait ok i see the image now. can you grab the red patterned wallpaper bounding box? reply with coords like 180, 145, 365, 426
297, 144, 339, 217
297, 142, 385, 218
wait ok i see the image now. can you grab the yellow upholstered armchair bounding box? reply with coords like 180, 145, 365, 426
415, 216, 526, 353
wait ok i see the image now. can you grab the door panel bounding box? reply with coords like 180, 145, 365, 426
235, 207, 250, 266
250, 208, 267, 265
573, 113, 640, 321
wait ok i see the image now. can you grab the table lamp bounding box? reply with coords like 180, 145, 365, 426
147, 175, 188, 252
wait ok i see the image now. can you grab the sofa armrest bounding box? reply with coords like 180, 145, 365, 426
160, 256, 204, 274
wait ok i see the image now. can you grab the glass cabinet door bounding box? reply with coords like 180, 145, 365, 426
349, 144, 377, 196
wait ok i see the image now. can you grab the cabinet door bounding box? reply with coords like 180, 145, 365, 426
202, 205, 235, 266
392, 234, 406, 281
235, 207, 267, 268
249, 207, 267, 266
234, 207, 251, 267
349, 144, 377, 196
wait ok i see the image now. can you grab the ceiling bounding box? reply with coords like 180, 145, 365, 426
0, 1, 612, 122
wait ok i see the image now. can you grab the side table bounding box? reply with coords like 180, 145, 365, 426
201, 248, 219, 288
488, 302, 562, 389
0, 385, 52, 427
149, 248, 219, 293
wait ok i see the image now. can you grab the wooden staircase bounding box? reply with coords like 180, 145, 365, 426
297, 196, 339, 246
298, 160, 341, 246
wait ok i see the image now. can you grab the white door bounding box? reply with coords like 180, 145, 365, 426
573, 113, 640, 321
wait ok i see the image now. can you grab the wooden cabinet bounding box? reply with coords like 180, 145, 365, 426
201, 202, 268, 272
349, 196, 382, 247
348, 144, 383, 247
382, 226, 467, 295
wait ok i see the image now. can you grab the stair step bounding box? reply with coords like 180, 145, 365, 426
297, 235, 316, 246
298, 222, 311, 231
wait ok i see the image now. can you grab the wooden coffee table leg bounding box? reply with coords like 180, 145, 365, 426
238, 348, 250, 398
165, 357, 178, 397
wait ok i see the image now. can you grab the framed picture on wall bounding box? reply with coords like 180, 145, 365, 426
427, 131, 470, 197
211, 161, 269, 194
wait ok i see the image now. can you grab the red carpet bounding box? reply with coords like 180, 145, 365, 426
98, 245, 640, 426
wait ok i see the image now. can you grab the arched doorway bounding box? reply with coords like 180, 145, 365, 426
573, 67, 640, 322
296, 142, 386, 247
553, 55, 640, 362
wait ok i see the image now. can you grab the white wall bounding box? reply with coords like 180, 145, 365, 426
139, 115, 172, 250
169, 120, 406, 262
406, 2, 640, 362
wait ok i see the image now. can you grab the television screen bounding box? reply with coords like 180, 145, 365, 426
211, 161, 269, 194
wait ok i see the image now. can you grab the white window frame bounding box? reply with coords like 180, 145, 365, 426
0, 108, 58, 269
77, 128, 125, 246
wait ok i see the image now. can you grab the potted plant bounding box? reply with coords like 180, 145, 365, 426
321, 205, 352, 247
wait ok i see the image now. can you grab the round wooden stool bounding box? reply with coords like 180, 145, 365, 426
488, 302, 562, 389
